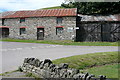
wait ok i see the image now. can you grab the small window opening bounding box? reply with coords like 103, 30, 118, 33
56, 17, 63, 24
20, 28, 26, 35
20, 18, 25, 23
56, 27, 63, 35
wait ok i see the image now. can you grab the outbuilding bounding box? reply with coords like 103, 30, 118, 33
76, 14, 120, 42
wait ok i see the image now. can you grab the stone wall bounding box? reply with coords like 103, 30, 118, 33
3, 17, 76, 40
20, 58, 107, 80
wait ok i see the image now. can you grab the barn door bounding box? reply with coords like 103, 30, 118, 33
101, 23, 111, 41
37, 28, 44, 40
76, 26, 86, 42
110, 23, 120, 42
76, 23, 102, 42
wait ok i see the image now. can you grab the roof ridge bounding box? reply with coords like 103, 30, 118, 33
1, 8, 77, 13
36, 8, 77, 11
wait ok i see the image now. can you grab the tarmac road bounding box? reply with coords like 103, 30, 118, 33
0, 41, 118, 73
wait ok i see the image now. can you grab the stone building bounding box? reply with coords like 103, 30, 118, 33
0, 8, 120, 42
0, 8, 77, 40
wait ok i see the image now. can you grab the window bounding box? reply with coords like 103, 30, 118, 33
56, 17, 63, 24
56, 27, 63, 35
20, 18, 25, 23
20, 28, 26, 35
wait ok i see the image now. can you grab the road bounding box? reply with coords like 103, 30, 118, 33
0, 41, 118, 73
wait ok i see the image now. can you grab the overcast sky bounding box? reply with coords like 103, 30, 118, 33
0, 0, 65, 12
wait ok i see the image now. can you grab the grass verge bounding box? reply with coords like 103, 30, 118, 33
53, 51, 119, 69
53, 51, 119, 78
83, 63, 119, 78
1, 38, 119, 46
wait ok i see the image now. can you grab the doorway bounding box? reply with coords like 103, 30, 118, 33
101, 23, 111, 41
0, 28, 9, 38
37, 28, 44, 40
76, 26, 86, 42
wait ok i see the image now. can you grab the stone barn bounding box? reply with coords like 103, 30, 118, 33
0, 8, 120, 42
0, 8, 77, 40
76, 14, 120, 42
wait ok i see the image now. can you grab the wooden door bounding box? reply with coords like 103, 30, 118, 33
37, 28, 44, 40
101, 23, 111, 41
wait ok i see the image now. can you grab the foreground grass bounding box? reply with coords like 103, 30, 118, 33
53, 51, 118, 69
1, 38, 119, 46
53, 51, 119, 78
83, 63, 119, 78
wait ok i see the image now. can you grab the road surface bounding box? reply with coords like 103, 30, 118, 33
0, 41, 118, 73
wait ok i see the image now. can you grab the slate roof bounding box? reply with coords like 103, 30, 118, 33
1, 8, 77, 18
78, 14, 120, 21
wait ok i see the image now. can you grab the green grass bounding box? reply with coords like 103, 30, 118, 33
40, 6, 64, 10
53, 51, 119, 69
83, 63, 119, 78
1, 38, 119, 46
53, 51, 119, 78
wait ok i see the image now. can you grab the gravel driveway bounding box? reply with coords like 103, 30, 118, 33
0, 41, 118, 73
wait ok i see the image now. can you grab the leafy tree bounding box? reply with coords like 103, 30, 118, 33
61, 2, 120, 14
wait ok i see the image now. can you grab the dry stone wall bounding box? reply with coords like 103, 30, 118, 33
20, 58, 108, 80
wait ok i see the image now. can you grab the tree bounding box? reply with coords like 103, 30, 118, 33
61, 2, 120, 14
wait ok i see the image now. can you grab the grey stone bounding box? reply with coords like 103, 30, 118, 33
34, 59, 41, 67
43, 59, 52, 66
49, 64, 56, 69
40, 63, 44, 69
59, 63, 69, 69
99, 75, 106, 80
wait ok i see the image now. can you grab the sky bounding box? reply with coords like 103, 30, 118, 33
0, 0, 65, 12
